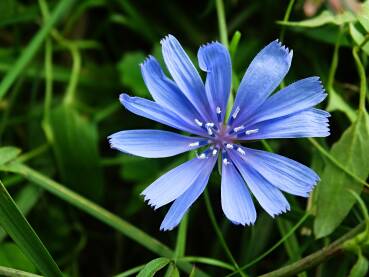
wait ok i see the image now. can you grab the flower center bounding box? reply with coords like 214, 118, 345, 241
191, 107, 259, 160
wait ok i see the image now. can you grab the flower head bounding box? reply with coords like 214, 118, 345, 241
109, 35, 329, 231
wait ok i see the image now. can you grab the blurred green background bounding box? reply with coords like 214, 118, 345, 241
0, 0, 369, 276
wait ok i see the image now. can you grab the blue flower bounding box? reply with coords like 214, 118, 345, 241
109, 35, 329, 231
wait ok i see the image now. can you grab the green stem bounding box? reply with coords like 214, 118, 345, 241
258, 223, 365, 277
225, 213, 310, 277
352, 46, 367, 112
215, 0, 229, 47
179, 256, 234, 271
64, 46, 81, 105
203, 189, 245, 276
174, 213, 188, 260
327, 27, 343, 92
43, 38, 53, 124
279, 0, 295, 43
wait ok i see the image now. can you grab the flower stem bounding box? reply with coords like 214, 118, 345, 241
203, 189, 246, 276
258, 223, 365, 277
215, 0, 229, 47
352, 43, 368, 112
279, 0, 295, 43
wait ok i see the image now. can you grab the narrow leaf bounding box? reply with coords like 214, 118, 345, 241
137, 258, 170, 277
0, 180, 62, 276
314, 110, 369, 238
49, 104, 104, 201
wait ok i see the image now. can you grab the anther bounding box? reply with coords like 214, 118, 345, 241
223, 158, 230, 165
226, 143, 233, 149
237, 147, 246, 155
188, 142, 200, 147
194, 118, 203, 127
198, 153, 207, 159
245, 129, 259, 135
229, 106, 240, 125
216, 106, 222, 122
212, 149, 218, 156
232, 125, 245, 133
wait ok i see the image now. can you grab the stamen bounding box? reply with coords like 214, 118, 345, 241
198, 153, 207, 159
189, 140, 209, 148
226, 143, 234, 149
212, 149, 218, 156
223, 158, 230, 165
237, 147, 246, 155
245, 129, 259, 135
216, 106, 222, 122
194, 118, 203, 127
229, 106, 240, 125
188, 142, 200, 147
205, 122, 216, 136
233, 125, 245, 133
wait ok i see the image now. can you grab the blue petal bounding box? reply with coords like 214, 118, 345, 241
120, 94, 206, 136
198, 42, 232, 122
230, 40, 293, 127
108, 130, 208, 158
161, 35, 211, 121
141, 56, 203, 125
229, 149, 290, 217
245, 77, 327, 126
239, 108, 330, 140
141, 155, 216, 210
160, 156, 217, 231
237, 147, 319, 197
221, 159, 256, 225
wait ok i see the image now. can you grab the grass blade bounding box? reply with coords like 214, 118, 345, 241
0, 0, 75, 100
0, 266, 42, 277
1, 162, 208, 277
0, 180, 62, 276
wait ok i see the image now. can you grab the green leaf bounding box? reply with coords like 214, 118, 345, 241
357, 1, 369, 32
164, 263, 180, 277
326, 88, 357, 122
0, 265, 42, 277
314, 110, 369, 238
137, 258, 170, 277
0, 147, 21, 166
0, 180, 62, 276
349, 252, 369, 277
117, 51, 149, 97
49, 104, 104, 201
0, 185, 42, 242
277, 10, 356, 28
0, 242, 37, 273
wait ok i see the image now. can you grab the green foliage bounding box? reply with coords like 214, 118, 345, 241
0, 180, 62, 276
1, 0, 369, 276
137, 258, 170, 277
315, 111, 369, 238
49, 104, 104, 201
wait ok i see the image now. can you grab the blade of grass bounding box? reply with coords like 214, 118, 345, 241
0, 0, 75, 100
1, 162, 208, 277
0, 180, 63, 277
0, 266, 42, 277
0, 185, 42, 242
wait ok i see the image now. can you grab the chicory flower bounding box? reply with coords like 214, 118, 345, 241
109, 35, 329, 231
